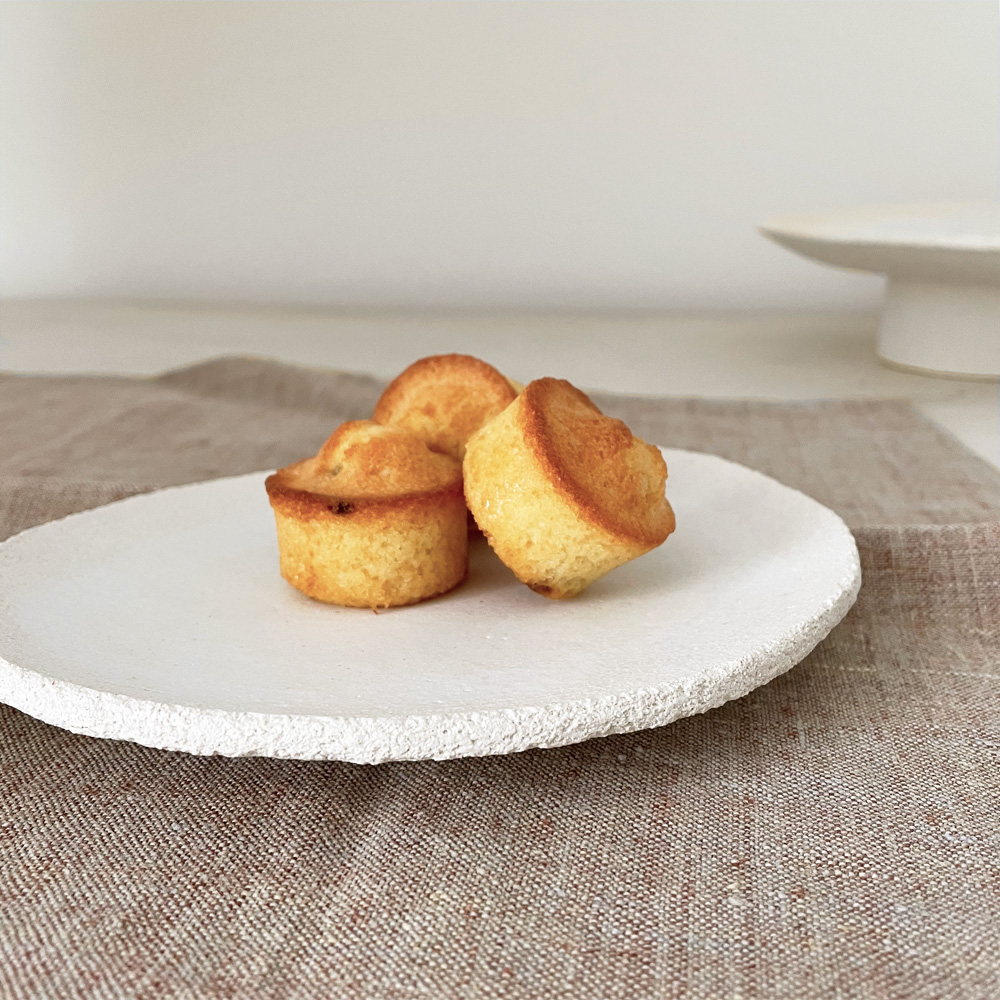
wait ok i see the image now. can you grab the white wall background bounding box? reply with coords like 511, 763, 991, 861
1, 1, 997, 311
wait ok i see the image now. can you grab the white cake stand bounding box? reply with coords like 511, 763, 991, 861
760, 203, 1000, 379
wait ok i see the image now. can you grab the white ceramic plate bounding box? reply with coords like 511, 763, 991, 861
0, 451, 860, 763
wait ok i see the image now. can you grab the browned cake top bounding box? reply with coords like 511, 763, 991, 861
373, 354, 519, 460
519, 378, 675, 547
267, 421, 462, 510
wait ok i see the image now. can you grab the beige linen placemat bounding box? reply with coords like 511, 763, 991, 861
1, 357, 998, 1000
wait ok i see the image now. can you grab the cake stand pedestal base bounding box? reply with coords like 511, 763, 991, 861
877, 279, 1000, 380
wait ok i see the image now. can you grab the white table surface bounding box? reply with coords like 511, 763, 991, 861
2, 299, 997, 468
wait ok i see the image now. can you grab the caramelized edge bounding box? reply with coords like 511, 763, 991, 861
518, 378, 675, 548
373, 353, 518, 425
265, 469, 466, 523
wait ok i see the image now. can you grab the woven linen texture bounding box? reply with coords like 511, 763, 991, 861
1, 357, 998, 1000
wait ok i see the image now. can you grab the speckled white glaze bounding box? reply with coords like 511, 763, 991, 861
0, 451, 860, 763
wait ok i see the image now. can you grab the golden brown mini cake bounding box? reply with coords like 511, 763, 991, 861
373, 354, 520, 461
463, 378, 675, 599
265, 421, 467, 609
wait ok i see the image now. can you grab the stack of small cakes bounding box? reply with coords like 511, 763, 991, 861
265, 354, 674, 609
